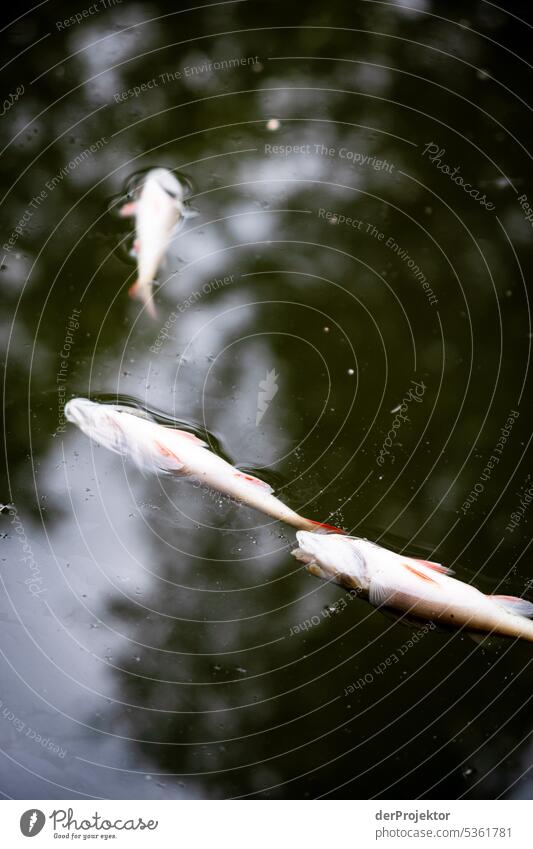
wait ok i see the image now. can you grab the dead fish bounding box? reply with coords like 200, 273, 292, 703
119, 168, 197, 317
292, 532, 533, 642
64, 398, 341, 533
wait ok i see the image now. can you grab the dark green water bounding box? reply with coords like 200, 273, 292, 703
1, 0, 532, 799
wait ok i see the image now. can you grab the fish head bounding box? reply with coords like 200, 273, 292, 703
64, 396, 102, 429
145, 168, 184, 203
292, 531, 368, 590
64, 397, 127, 453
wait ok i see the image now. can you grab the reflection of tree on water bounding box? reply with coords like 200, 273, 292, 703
1, 0, 532, 799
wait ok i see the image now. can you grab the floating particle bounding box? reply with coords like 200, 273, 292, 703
266, 118, 280, 131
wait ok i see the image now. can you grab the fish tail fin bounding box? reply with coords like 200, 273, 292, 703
129, 280, 157, 318
490, 594, 533, 618
306, 519, 347, 535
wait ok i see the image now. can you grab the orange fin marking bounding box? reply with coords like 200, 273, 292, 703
414, 558, 447, 573
309, 520, 347, 535
235, 472, 271, 490
119, 201, 137, 217
403, 563, 439, 584
154, 440, 180, 461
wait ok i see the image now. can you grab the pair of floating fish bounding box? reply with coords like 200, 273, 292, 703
119, 168, 197, 317
65, 398, 533, 642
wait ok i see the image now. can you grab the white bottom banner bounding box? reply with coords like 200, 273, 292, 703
0, 799, 530, 847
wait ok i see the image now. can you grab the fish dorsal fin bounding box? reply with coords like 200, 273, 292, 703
113, 405, 154, 421
308, 520, 347, 535
491, 594, 533, 618
234, 471, 273, 493
172, 428, 208, 447
162, 427, 208, 448
411, 557, 453, 575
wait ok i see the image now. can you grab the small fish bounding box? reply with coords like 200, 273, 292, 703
292, 532, 533, 642
64, 398, 340, 533
119, 168, 196, 317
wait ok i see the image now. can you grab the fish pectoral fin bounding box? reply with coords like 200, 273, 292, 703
368, 576, 397, 609
182, 205, 200, 219
466, 631, 488, 645
119, 201, 137, 217
170, 218, 186, 237
153, 440, 184, 472
128, 280, 157, 318
412, 557, 453, 575
490, 594, 533, 618
234, 471, 273, 493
